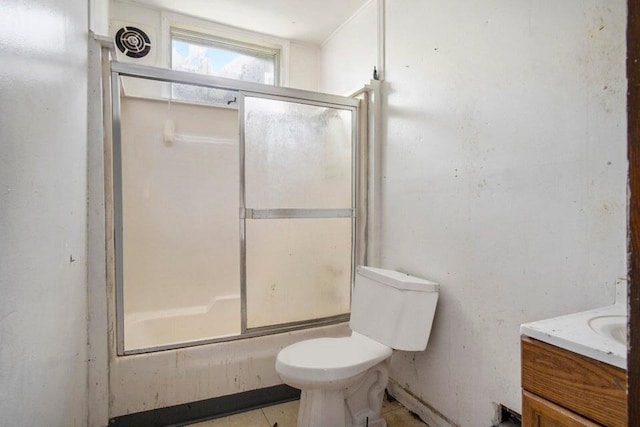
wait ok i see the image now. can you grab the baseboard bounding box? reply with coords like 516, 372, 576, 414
108, 384, 300, 427
387, 378, 459, 427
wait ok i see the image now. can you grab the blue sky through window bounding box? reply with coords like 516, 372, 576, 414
172, 39, 240, 74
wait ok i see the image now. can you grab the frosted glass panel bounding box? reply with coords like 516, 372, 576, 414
246, 218, 352, 328
244, 97, 352, 209
120, 93, 241, 350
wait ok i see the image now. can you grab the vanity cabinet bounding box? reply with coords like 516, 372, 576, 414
522, 391, 600, 427
521, 336, 627, 427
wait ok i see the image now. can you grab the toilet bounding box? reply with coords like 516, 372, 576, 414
276, 266, 439, 427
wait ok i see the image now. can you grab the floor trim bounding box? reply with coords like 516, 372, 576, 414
108, 385, 300, 427
387, 379, 459, 427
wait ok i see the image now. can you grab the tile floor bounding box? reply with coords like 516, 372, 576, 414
188, 396, 429, 427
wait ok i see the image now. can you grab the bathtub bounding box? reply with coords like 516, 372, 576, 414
124, 294, 241, 351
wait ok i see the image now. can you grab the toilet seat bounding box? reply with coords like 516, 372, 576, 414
276, 332, 392, 384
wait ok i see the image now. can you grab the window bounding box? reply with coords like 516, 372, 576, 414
171, 30, 279, 84
170, 29, 280, 105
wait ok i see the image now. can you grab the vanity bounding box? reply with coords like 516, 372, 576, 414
520, 303, 627, 427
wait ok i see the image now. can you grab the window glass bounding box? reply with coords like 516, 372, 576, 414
170, 31, 279, 105
171, 37, 276, 85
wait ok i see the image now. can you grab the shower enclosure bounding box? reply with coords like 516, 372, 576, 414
110, 62, 361, 354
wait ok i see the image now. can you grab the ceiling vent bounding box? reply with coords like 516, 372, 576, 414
115, 26, 151, 59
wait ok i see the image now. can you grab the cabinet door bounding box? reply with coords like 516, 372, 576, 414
522, 391, 602, 427
521, 336, 627, 427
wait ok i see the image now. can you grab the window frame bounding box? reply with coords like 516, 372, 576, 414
160, 11, 290, 87
170, 28, 281, 86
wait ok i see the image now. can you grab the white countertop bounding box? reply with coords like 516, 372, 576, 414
520, 303, 627, 370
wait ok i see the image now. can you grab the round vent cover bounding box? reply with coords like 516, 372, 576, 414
115, 26, 151, 59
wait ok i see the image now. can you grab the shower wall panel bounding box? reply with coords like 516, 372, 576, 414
120, 97, 240, 349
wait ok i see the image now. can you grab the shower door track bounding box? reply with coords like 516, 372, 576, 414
110, 61, 361, 356
110, 62, 359, 108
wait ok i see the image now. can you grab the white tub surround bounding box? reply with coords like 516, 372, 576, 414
520, 303, 626, 370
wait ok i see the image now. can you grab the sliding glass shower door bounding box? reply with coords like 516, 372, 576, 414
111, 64, 359, 354
116, 78, 242, 353
241, 95, 355, 331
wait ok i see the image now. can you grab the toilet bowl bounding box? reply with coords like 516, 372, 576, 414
276, 266, 439, 427
277, 332, 392, 427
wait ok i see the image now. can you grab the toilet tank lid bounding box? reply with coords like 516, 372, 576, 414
357, 266, 439, 292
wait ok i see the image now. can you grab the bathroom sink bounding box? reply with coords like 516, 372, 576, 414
521, 304, 627, 369
588, 315, 627, 346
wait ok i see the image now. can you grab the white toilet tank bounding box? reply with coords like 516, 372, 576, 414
350, 266, 439, 351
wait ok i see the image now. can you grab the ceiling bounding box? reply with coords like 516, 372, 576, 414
128, 0, 370, 45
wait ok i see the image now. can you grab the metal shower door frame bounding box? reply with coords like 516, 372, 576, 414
237, 91, 358, 334
110, 61, 360, 355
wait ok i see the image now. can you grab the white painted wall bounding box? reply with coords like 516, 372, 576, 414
289, 41, 320, 90
0, 0, 89, 425
321, 0, 627, 425
87, 38, 116, 427
320, 0, 377, 95
90, 0, 110, 36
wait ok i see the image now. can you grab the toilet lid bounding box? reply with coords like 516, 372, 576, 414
276, 332, 392, 383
